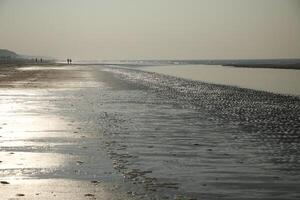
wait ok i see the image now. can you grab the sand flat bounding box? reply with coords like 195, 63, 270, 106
0, 179, 127, 200
0, 64, 134, 200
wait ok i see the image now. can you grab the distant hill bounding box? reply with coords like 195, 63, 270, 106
0, 49, 54, 60
0, 49, 54, 64
0, 49, 18, 58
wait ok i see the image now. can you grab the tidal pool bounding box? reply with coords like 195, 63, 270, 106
141, 65, 300, 96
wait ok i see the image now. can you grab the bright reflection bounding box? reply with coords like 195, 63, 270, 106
0, 88, 77, 179
0, 152, 68, 169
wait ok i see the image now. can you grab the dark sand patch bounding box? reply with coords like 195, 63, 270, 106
0, 64, 85, 88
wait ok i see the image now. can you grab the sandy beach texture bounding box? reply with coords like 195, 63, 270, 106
0, 64, 134, 200
1, 64, 300, 200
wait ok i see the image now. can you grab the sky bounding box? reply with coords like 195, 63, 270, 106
0, 0, 300, 60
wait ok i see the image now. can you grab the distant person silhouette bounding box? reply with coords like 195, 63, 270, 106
67, 59, 72, 64
40, 58, 43, 63
35, 58, 38, 63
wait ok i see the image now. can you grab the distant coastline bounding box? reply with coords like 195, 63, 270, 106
223, 63, 300, 70
76, 58, 300, 70
0, 49, 54, 65
1, 48, 300, 70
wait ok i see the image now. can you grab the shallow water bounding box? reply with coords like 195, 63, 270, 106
0, 69, 133, 199
141, 65, 300, 96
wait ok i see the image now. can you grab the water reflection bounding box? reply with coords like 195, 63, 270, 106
0, 89, 75, 180
141, 65, 300, 96
0, 66, 129, 200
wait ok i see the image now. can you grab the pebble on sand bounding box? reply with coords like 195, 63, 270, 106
84, 193, 95, 197
91, 180, 101, 184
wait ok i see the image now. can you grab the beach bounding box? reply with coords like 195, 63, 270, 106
140, 64, 300, 96
0, 64, 135, 200
0, 63, 300, 200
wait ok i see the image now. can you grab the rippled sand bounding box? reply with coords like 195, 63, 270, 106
99, 67, 300, 199
1, 64, 300, 200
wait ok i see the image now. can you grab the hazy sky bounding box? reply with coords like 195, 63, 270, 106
0, 0, 300, 60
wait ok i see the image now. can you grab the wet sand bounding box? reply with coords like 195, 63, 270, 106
0, 64, 134, 200
1, 64, 300, 200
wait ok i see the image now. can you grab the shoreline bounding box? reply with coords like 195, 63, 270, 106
2, 59, 300, 70
139, 64, 300, 97
1, 63, 300, 199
